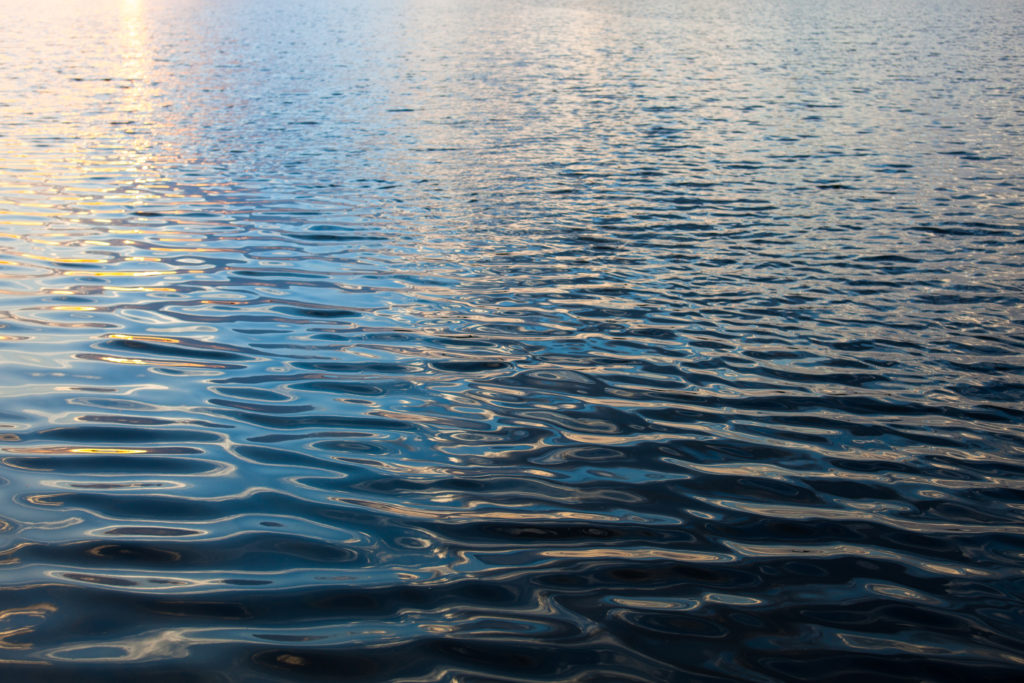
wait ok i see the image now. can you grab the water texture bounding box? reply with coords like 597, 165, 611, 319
1, 0, 1023, 680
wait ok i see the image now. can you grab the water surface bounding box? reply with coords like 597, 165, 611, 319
1, 0, 1024, 680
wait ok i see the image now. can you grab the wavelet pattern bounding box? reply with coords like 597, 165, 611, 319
1, 1, 1023, 681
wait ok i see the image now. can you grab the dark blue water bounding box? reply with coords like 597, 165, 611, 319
2, 0, 1024, 680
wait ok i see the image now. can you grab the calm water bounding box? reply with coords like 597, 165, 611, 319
2, 0, 1024, 680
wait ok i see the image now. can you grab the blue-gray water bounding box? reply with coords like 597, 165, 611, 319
1, 0, 1023, 680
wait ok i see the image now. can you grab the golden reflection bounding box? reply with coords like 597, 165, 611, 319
331, 497, 627, 523
4, 446, 152, 454
75, 270, 169, 278
539, 548, 734, 563
0, 604, 57, 651
612, 597, 692, 610
835, 633, 953, 656
726, 540, 996, 578
865, 582, 936, 604
109, 334, 181, 344
19, 517, 83, 531
704, 593, 762, 606
422, 624, 454, 635
95, 355, 229, 369
0, 543, 32, 566
24, 494, 62, 507
150, 247, 230, 253
112, 0, 162, 177
329, 459, 467, 477
71, 447, 150, 455
47, 626, 200, 662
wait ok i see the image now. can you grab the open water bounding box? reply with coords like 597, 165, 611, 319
1, 0, 1024, 680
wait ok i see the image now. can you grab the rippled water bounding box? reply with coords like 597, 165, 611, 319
2, 0, 1024, 680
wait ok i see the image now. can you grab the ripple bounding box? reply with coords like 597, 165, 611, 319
1, 0, 1023, 680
